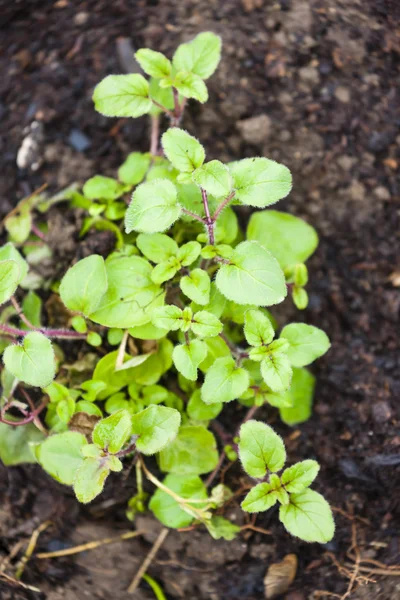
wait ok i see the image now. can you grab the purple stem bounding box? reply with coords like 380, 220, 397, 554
181, 207, 205, 224
201, 188, 215, 245
213, 191, 235, 221
0, 323, 86, 340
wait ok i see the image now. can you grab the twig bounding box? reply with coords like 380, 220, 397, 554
240, 524, 272, 536
204, 450, 226, 488
36, 530, 145, 559
127, 528, 169, 594
0, 572, 41, 593
1, 183, 48, 227
15, 521, 52, 579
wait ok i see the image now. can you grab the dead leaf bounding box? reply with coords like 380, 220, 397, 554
69, 412, 100, 439
264, 554, 297, 599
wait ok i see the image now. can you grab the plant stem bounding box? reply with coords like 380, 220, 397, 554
0, 323, 86, 340
10, 297, 35, 330
213, 191, 235, 221
150, 114, 160, 156
31, 224, 47, 241
0, 397, 48, 427
151, 100, 174, 118
201, 188, 215, 245
181, 207, 205, 224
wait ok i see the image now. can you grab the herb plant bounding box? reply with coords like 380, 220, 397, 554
0, 33, 334, 544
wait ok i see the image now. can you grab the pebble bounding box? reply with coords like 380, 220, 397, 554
237, 114, 272, 145
68, 128, 91, 152
348, 180, 366, 202
337, 154, 356, 171
299, 66, 320, 85
372, 400, 392, 424
334, 86, 351, 103
74, 12, 89, 26
368, 130, 395, 153
16, 121, 44, 171
373, 186, 391, 201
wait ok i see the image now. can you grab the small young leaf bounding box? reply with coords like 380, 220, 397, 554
279, 489, 335, 543
93, 74, 152, 117
0, 243, 28, 283
59, 255, 108, 316
192, 160, 232, 198
260, 352, 292, 393
172, 32, 222, 80
125, 179, 181, 233
238, 420, 286, 477
177, 241, 201, 266
191, 310, 223, 338
173, 71, 208, 103
294, 263, 308, 287
162, 128, 205, 173
244, 309, 275, 347
34, 431, 87, 485
0, 260, 20, 305
92, 409, 132, 454
128, 321, 168, 340
118, 152, 151, 186
247, 210, 318, 269
136, 233, 178, 263
187, 389, 223, 421
180, 269, 211, 305
152, 305, 183, 331
216, 241, 287, 307
4, 332, 55, 387
149, 77, 175, 115
73, 457, 111, 504
280, 324, 331, 367
131, 405, 181, 454
279, 367, 315, 426
241, 482, 279, 513
198, 336, 230, 372
173, 339, 208, 381
201, 356, 249, 404
21, 291, 42, 328
158, 425, 218, 475
151, 257, 180, 284
83, 176, 126, 202
149, 474, 208, 528
231, 157, 292, 208
205, 516, 241, 540
281, 460, 320, 494
135, 49, 172, 79
292, 286, 309, 310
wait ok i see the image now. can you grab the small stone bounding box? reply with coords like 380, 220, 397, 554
249, 543, 274, 560
368, 130, 396, 153
334, 86, 351, 103
237, 114, 272, 145
16, 121, 44, 171
74, 12, 89, 26
372, 401, 392, 424
278, 92, 293, 105
373, 186, 391, 201
348, 180, 365, 202
337, 155, 356, 171
68, 129, 91, 152
299, 66, 320, 85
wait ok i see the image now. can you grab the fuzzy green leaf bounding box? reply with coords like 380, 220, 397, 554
135, 49, 172, 79
281, 460, 320, 494
136, 233, 178, 264
0, 422, 44, 466
131, 405, 181, 454
152, 305, 183, 331
149, 474, 208, 528
244, 309, 275, 347
93, 74, 152, 117
151, 257, 180, 284
280, 324, 331, 367
180, 269, 210, 305
279, 367, 315, 426
205, 516, 241, 540
173, 71, 208, 103
158, 425, 218, 475
279, 489, 335, 543
162, 128, 205, 173
238, 420, 286, 477
92, 409, 132, 454
215, 241, 287, 307
173, 340, 208, 381
172, 32, 222, 80
260, 352, 292, 393
201, 356, 249, 404
191, 310, 222, 338
231, 157, 292, 208
126, 179, 181, 234
118, 152, 151, 186
4, 332, 55, 387
73, 457, 111, 504
187, 389, 223, 421
59, 255, 108, 316
192, 160, 232, 198
241, 482, 280, 513
0, 243, 28, 283
34, 431, 87, 485
83, 176, 126, 202
0, 260, 20, 305
177, 241, 201, 266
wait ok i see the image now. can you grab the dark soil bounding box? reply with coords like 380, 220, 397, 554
1, 1, 399, 598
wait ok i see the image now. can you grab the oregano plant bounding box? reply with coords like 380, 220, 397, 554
0, 32, 334, 545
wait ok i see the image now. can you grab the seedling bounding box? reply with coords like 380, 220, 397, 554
0, 33, 334, 544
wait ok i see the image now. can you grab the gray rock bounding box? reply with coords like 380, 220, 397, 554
68, 128, 91, 152
237, 114, 272, 145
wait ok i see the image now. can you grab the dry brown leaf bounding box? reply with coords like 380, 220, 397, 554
69, 412, 100, 439
264, 554, 297, 599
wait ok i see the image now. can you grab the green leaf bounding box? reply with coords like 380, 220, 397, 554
59, 255, 108, 316
0, 422, 44, 466
162, 128, 205, 173
75, 400, 103, 417
173, 339, 208, 381
173, 71, 208, 103
118, 152, 151, 186
279, 489, 335, 543
92, 409, 132, 454
241, 482, 280, 513
128, 338, 173, 386
215, 241, 287, 307
136, 233, 178, 263
281, 460, 320, 494
205, 516, 241, 540
247, 210, 318, 269
90, 256, 162, 328
260, 352, 292, 393
83, 176, 126, 202
125, 179, 181, 234
177, 241, 201, 266
92, 352, 136, 398
201, 356, 249, 404
149, 474, 208, 528
0, 243, 28, 284
294, 263, 308, 287
149, 77, 175, 116
244, 309, 275, 347
93, 74, 152, 118
34, 431, 87, 484
231, 158, 292, 208
132, 405, 181, 454
198, 336, 230, 372
191, 310, 222, 338
135, 49, 172, 78
238, 420, 286, 477
172, 32, 222, 80
187, 389, 223, 421
22, 291, 42, 328
279, 367, 315, 426
280, 324, 331, 367
292, 286, 309, 310
158, 425, 218, 475
181, 269, 210, 305
4, 332, 55, 387
192, 160, 232, 198
0, 260, 20, 305
152, 305, 183, 331
5, 210, 32, 244
73, 457, 111, 504
128, 321, 168, 340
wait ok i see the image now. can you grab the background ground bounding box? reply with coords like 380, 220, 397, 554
0, 0, 399, 598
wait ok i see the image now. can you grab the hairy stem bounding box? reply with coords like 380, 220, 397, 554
151, 99, 174, 119
213, 191, 235, 221
150, 114, 160, 155
11, 296, 35, 330
0, 323, 86, 340
181, 207, 205, 224
201, 188, 215, 245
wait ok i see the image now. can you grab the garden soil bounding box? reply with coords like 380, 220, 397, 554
0, 1, 399, 598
